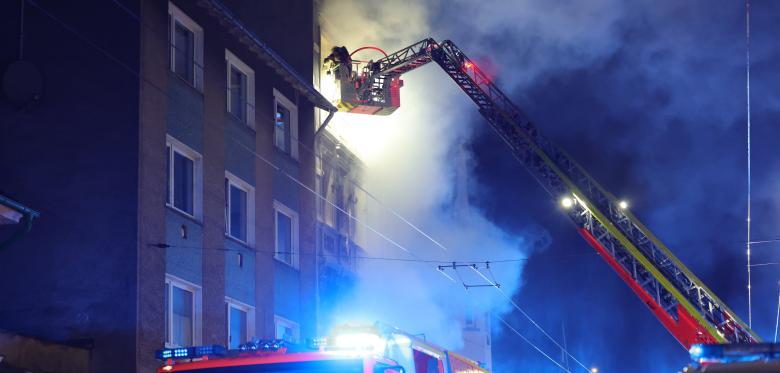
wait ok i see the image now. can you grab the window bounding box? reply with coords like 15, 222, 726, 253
166, 136, 202, 219
225, 50, 255, 127
169, 3, 203, 90
322, 231, 336, 255
274, 315, 300, 344
225, 171, 255, 245
464, 309, 476, 328
165, 274, 202, 347
273, 201, 299, 269
226, 298, 255, 349
273, 89, 298, 159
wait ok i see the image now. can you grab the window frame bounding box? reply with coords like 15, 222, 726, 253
273, 200, 299, 269
225, 50, 256, 128
166, 135, 203, 220
225, 171, 255, 246
225, 297, 255, 349
168, 2, 204, 90
165, 274, 202, 348
273, 315, 300, 344
272, 88, 299, 159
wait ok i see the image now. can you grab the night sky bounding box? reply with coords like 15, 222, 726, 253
443, 1, 780, 371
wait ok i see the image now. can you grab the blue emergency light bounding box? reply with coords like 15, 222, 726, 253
239, 338, 285, 352
155, 345, 226, 360
689, 343, 780, 364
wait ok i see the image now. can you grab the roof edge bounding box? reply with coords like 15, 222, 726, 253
197, 0, 337, 112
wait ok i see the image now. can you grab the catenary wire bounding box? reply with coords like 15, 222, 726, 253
745, 0, 753, 329
33, 0, 593, 369
152, 242, 593, 264
106, 0, 451, 254
468, 265, 591, 372
496, 316, 570, 373
775, 283, 779, 343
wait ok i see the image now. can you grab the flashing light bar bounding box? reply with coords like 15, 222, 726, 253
689, 343, 780, 364
155, 344, 226, 360
239, 339, 286, 352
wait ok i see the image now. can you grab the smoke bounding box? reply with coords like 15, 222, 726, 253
317, 0, 559, 351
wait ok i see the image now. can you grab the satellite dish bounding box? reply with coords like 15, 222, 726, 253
3, 60, 43, 109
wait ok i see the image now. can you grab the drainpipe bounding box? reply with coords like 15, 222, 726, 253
314, 109, 336, 139
313, 107, 335, 335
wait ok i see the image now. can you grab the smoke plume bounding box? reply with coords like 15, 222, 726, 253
318, 0, 555, 351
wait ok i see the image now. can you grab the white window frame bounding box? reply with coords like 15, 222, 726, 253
273, 88, 299, 159
226, 297, 255, 349
273, 200, 299, 269
169, 2, 204, 91
225, 171, 255, 246
166, 135, 203, 220
225, 50, 256, 128
165, 274, 202, 348
273, 315, 300, 344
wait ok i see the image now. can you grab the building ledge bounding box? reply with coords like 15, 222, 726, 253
197, 0, 337, 113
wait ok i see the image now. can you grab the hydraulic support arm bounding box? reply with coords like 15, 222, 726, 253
330, 38, 760, 349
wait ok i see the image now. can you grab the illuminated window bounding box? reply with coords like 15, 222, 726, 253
225, 50, 255, 127
225, 171, 255, 245
273, 201, 299, 269
165, 274, 202, 347
166, 135, 202, 219
274, 315, 300, 344
168, 3, 203, 90
226, 298, 255, 349
273, 89, 298, 159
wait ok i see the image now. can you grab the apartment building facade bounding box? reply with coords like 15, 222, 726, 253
0, 0, 336, 371
313, 130, 366, 336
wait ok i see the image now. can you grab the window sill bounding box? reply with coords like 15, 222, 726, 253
273, 146, 299, 163
225, 233, 253, 249
170, 70, 203, 95
165, 204, 202, 225
226, 111, 254, 130
273, 256, 299, 271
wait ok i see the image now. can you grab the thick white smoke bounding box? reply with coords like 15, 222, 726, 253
317, 0, 565, 350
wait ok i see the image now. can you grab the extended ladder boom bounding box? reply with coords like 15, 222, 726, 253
327, 39, 760, 349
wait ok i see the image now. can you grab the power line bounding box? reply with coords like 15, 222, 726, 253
30, 1, 591, 369
774, 283, 779, 343
746, 238, 780, 245
745, 0, 753, 329
24, 0, 426, 263
496, 315, 571, 373
152, 242, 590, 265
105, 0, 450, 255
749, 262, 780, 268
471, 269, 591, 372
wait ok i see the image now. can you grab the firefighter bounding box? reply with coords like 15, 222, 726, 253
323, 46, 352, 80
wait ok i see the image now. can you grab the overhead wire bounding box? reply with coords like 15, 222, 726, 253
749, 262, 780, 268
775, 283, 779, 343
105, 0, 450, 255
153, 242, 592, 265
744, 0, 753, 329
468, 265, 591, 372
32, 0, 592, 369
496, 316, 571, 373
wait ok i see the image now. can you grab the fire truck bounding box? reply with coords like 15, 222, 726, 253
320, 39, 779, 369
155, 324, 489, 373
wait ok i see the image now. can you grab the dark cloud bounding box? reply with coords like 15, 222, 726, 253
463, 1, 780, 371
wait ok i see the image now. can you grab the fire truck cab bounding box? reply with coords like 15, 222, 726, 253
155, 325, 489, 373
156, 347, 403, 373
